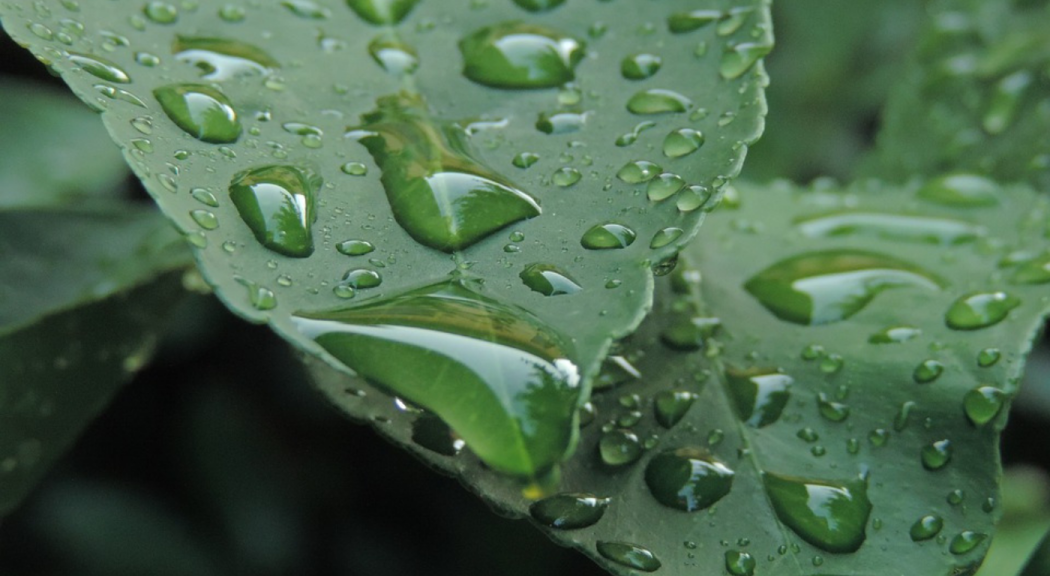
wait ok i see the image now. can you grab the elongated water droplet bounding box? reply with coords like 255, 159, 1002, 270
913, 359, 944, 384
950, 531, 987, 555
282, 0, 329, 18
596, 542, 660, 573
599, 429, 642, 466
229, 165, 320, 257
917, 174, 999, 207
663, 128, 704, 158
725, 550, 756, 576
346, 0, 421, 25
1010, 254, 1050, 285
796, 212, 985, 245
173, 36, 279, 81
348, 94, 540, 252
616, 160, 662, 183
910, 514, 944, 541
190, 209, 218, 230
581, 223, 636, 250
530, 493, 609, 529
964, 387, 1005, 426
921, 439, 952, 470
763, 473, 872, 553
869, 325, 922, 344
512, 152, 540, 168
627, 89, 692, 114
621, 53, 662, 80
745, 250, 942, 325
720, 42, 772, 80
645, 448, 734, 511
341, 268, 382, 289
520, 264, 581, 296
945, 291, 1020, 330
295, 282, 580, 478
654, 390, 697, 428
369, 34, 418, 75
650, 227, 684, 249
68, 52, 130, 83
337, 239, 376, 256
154, 84, 241, 144
535, 111, 588, 134
726, 367, 792, 427
460, 22, 584, 89
668, 10, 721, 33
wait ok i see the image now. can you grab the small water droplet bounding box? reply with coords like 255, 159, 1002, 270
340, 162, 368, 176
817, 393, 849, 422
894, 401, 916, 432
530, 493, 609, 529
190, 209, 218, 230
869, 325, 922, 344
949, 531, 987, 555
647, 173, 686, 202
341, 268, 383, 290
581, 223, 636, 250
599, 429, 642, 466
460, 22, 584, 89
68, 52, 130, 83
535, 111, 588, 134
725, 551, 755, 576
596, 541, 660, 572
346, 0, 421, 25
663, 128, 704, 158
660, 316, 720, 351
913, 359, 944, 384
1010, 253, 1050, 285
229, 165, 320, 257
621, 53, 662, 80
726, 367, 792, 427
977, 348, 1002, 367
173, 36, 279, 81
154, 84, 241, 143
720, 42, 772, 79
511, 0, 565, 12
963, 386, 1005, 426
910, 514, 944, 541
238, 278, 277, 310
654, 390, 697, 428
512, 152, 540, 168
796, 212, 985, 245
627, 89, 692, 114
650, 227, 684, 249
143, 1, 178, 24
369, 34, 419, 75
552, 166, 582, 187
520, 263, 581, 296
668, 10, 721, 33
917, 174, 999, 207
676, 185, 710, 212
945, 291, 1020, 330
921, 439, 952, 470
645, 448, 734, 512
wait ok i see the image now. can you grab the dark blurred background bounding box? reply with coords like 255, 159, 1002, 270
1, 2, 1048, 575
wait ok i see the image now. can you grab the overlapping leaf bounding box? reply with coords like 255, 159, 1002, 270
314, 178, 1050, 575
0, 0, 770, 476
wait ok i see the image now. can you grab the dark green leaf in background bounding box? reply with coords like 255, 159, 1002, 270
0, 0, 771, 478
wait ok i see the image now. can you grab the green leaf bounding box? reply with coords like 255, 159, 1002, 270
0, 0, 770, 477
0, 206, 192, 514
313, 178, 1050, 575
864, 0, 1050, 189
0, 78, 129, 208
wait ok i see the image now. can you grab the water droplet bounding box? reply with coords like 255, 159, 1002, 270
238, 278, 277, 310
868, 325, 922, 344
369, 34, 419, 76
726, 367, 792, 427
229, 165, 320, 258
647, 173, 686, 202
154, 84, 241, 144
663, 128, 704, 158
348, 95, 541, 252
596, 542, 661, 572
336, 240, 375, 256
921, 439, 953, 470
599, 429, 642, 466
668, 10, 721, 33
817, 393, 850, 423
282, 0, 329, 18
143, 1, 177, 24
917, 174, 999, 208
725, 550, 756, 576
621, 53, 662, 80
745, 250, 942, 325
68, 52, 130, 83
913, 359, 944, 384
581, 223, 636, 250
909, 514, 944, 542
616, 160, 662, 184
797, 427, 819, 443
763, 473, 872, 553
511, 0, 565, 11
520, 264, 581, 296
295, 282, 580, 477
512, 152, 539, 168
218, 4, 246, 22
650, 227, 684, 249
654, 390, 697, 428
949, 531, 987, 555
594, 355, 640, 390
1010, 253, 1050, 285
963, 386, 1005, 427
796, 212, 985, 245
346, 0, 421, 25
535, 111, 588, 134
530, 493, 609, 529
412, 414, 464, 456
645, 448, 734, 511
676, 185, 710, 212
894, 401, 916, 432
660, 316, 720, 351
945, 291, 1020, 330
627, 89, 692, 114
190, 209, 218, 230
552, 167, 582, 187
341, 269, 382, 290
977, 348, 1002, 367
174, 36, 279, 81
819, 354, 844, 374
720, 42, 772, 79
459, 22, 584, 89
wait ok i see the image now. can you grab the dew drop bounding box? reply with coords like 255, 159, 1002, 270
336, 239, 375, 256
763, 473, 872, 553
190, 209, 218, 230
963, 386, 1005, 427
945, 291, 1020, 330
581, 223, 636, 250
921, 439, 952, 470
917, 174, 999, 208
676, 185, 710, 212
1010, 254, 1050, 285
512, 152, 540, 168
341, 162, 368, 176
229, 165, 320, 258
596, 542, 660, 573
627, 89, 692, 115
154, 84, 241, 144
552, 167, 582, 187
668, 10, 721, 33
949, 531, 987, 555
599, 429, 642, 466
68, 52, 130, 83
725, 550, 755, 576
977, 348, 1002, 367
868, 325, 922, 344
238, 278, 277, 310
654, 390, 697, 428
910, 514, 944, 541
346, 0, 421, 25
530, 493, 609, 529
174, 36, 279, 81
894, 401, 916, 432
663, 128, 704, 158
535, 111, 588, 134
796, 212, 985, 245
645, 448, 734, 511
650, 227, 684, 249
616, 160, 662, 183
282, 0, 329, 19
913, 359, 944, 384
817, 393, 850, 423
520, 263, 581, 296
621, 53, 662, 80
726, 367, 792, 428
719, 42, 772, 80
460, 22, 584, 89
660, 316, 720, 351
369, 34, 419, 76
143, 1, 178, 24
647, 173, 686, 202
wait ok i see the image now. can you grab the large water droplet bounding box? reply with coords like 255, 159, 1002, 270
964, 386, 1005, 426
229, 165, 320, 257
949, 531, 987, 555
726, 367, 792, 428
654, 390, 697, 428
346, 0, 421, 24
945, 291, 1020, 330
173, 36, 279, 81
744, 250, 942, 325
68, 52, 130, 83
295, 281, 580, 478
520, 264, 581, 296
621, 53, 662, 80
763, 473, 872, 553
459, 22, 584, 89
796, 212, 985, 245
647, 173, 686, 202
719, 42, 772, 80
599, 429, 642, 466
725, 550, 756, 576
644, 448, 734, 512
627, 89, 692, 114
336, 239, 376, 256
596, 542, 661, 572
663, 128, 704, 158
917, 174, 999, 208
529, 493, 609, 529
616, 160, 662, 183
581, 223, 636, 250
154, 84, 241, 144
369, 34, 418, 75
910, 514, 944, 541
348, 94, 540, 252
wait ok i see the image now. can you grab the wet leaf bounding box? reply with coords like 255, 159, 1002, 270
0, 0, 770, 477
0, 207, 191, 514
864, 0, 1050, 189
313, 178, 1049, 574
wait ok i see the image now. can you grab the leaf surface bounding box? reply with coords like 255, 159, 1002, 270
312, 178, 1050, 575
0, 0, 771, 476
